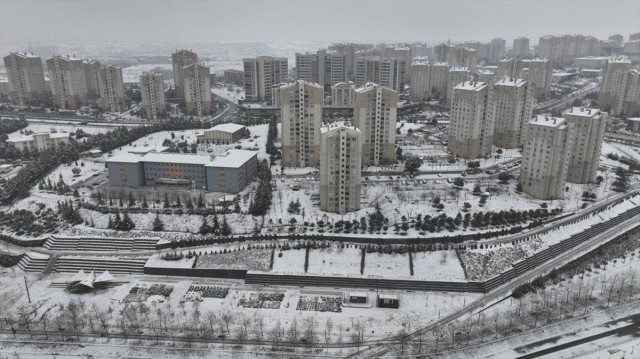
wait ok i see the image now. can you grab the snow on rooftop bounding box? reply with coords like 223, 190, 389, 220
6, 132, 69, 143
320, 123, 361, 134
529, 115, 567, 128
494, 78, 527, 87
455, 81, 487, 91
628, 118, 640, 123
204, 123, 245, 133
450, 66, 469, 72
205, 150, 256, 168
565, 107, 602, 118
142, 153, 213, 165
432, 62, 449, 67
608, 55, 631, 64
127, 146, 169, 155
105, 153, 143, 164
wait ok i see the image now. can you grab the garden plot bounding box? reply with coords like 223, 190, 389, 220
459, 238, 545, 281
411, 251, 467, 282
238, 292, 284, 309
185, 285, 229, 300
296, 295, 342, 312
122, 284, 174, 303
195, 248, 271, 271
365, 252, 410, 278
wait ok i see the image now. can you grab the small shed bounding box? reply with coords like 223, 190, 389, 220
89, 149, 102, 158
0, 164, 13, 173
348, 292, 368, 304
377, 294, 400, 308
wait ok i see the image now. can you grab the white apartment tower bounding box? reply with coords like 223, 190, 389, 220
563, 107, 607, 183
280, 81, 323, 167
320, 124, 362, 214
492, 78, 534, 148
488, 38, 506, 65
243, 56, 288, 103
433, 43, 477, 72
519, 116, 574, 200
331, 82, 355, 106
83, 60, 101, 99
495, 59, 524, 80
183, 63, 212, 116
528, 58, 553, 98
475, 69, 496, 84
623, 70, 640, 116
429, 62, 449, 99
599, 56, 632, 116
537, 35, 600, 64
295, 50, 346, 92
3, 52, 49, 105
448, 81, 495, 159
355, 57, 406, 92
353, 83, 398, 166
447, 66, 472, 106
47, 56, 88, 110
140, 72, 166, 120
409, 57, 431, 101
512, 37, 530, 59
171, 49, 197, 98
97, 65, 126, 113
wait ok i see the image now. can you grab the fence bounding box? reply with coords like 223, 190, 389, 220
144, 266, 247, 279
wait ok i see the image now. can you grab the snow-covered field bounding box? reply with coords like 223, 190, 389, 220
213, 85, 245, 104
6, 123, 111, 140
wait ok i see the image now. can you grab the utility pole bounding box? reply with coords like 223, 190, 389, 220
23, 276, 31, 303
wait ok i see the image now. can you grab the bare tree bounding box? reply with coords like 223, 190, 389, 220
433, 325, 444, 352
149, 319, 163, 344
477, 312, 488, 342
18, 306, 34, 338
617, 273, 629, 304
447, 321, 457, 349
605, 275, 620, 308
324, 317, 333, 351
335, 322, 344, 349
220, 310, 234, 334
395, 328, 410, 354
286, 317, 300, 350
269, 319, 284, 349
463, 317, 474, 346
627, 269, 638, 299
302, 316, 319, 351
251, 317, 264, 346
492, 310, 501, 338
234, 320, 248, 348
351, 318, 368, 353
39, 310, 51, 340
205, 311, 218, 338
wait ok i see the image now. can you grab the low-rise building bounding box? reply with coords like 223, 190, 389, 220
320, 124, 362, 214
6, 132, 70, 151
196, 123, 246, 144
224, 69, 244, 85
573, 56, 608, 69
105, 150, 257, 193
628, 118, 640, 133
519, 116, 573, 200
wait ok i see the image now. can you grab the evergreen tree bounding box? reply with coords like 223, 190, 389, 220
175, 195, 182, 208
119, 212, 135, 231
152, 214, 164, 231
73, 187, 80, 198
109, 195, 113, 206
127, 191, 136, 207
141, 195, 148, 209
107, 215, 113, 229
197, 193, 205, 208
199, 216, 211, 235
186, 196, 194, 209
212, 214, 220, 233
114, 211, 122, 229
96, 191, 104, 205
221, 215, 232, 236
163, 193, 171, 208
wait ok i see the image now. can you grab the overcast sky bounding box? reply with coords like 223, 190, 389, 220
1, 0, 639, 45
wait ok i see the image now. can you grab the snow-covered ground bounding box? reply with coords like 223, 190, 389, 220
6, 123, 111, 140
213, 85, 245, 104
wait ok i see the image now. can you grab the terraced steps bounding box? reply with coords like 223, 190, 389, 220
53, 256, 149, 275
16, 253, 50, 273
44, 236, 159, 252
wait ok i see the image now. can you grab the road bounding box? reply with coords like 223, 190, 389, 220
533, 84, 599, 115
210, 91, 239, 122
604, 132, 640, 145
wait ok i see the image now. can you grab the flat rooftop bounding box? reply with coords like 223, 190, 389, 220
204, 123, 245, 133
455, 81, 488, 91
565, 107, 602, 118
529, 115, 567, 128
320, 123, 361, 134
205, 150, 257, 168
494, 78, 527, 87
6, 132, 69, 143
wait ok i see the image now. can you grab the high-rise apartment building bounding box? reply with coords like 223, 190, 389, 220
353, 83, 397, 166
3, 52, 49, 105
328, 43, 375, 80
448, 81, 495, 159
495, 59, 524, 80
243, 56, 288, 103
488, 38, 506, 65
409, 57, 431, 100
140, 72, 166, 120
430, 62, 449, 99
512, 37, 530, 59
295, 50, 346, 92
563, 107, 606, 184
83, 60, 101, 99
492, 78, 534, 148
622, 70, 640, 116
537, 35, 600, 64
599, 56, 631, 115
97, 65, 126, 113
355, 57, 405, 92
223, 69, 244, 86
528, 58, 553, 98
47, 56, 88, 110
519, 116, 573, 200
331, 82, 355, 106
319, 124, 362, 214
280, 81, 323, 167
183, 63, 212, 116
631, 33, 640, 41
433, 43, 477, 72
171, 49, 197, 98
447, 67, 472, 106
475, 69, 495, 84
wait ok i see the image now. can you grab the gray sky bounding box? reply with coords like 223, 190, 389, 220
1, 0, 639, 45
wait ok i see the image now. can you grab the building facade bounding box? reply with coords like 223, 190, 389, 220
171, 50, 198, 98
331, 82, 355, 106
196, 123, 246, 144
563, 107, 607, 184
492, 78, 534, 148
519, 116, 573, 200
448, 81, 495, 159
409, 57, 431, 100
140, 72, 166, 120
475, 69, 495, 84
83, 60, 102, 99
280, 81, 323, 167
599, 56, 632, 115
47, 56, 88, 110
447, 67, 472, 106
3, 52, 49, 105
320, 124, 362, 214
223, 69, 244, 85
488, 38, 506, 65
295, 50, 346, 92
537, 35, 600, 65
430, 62, 449, 99
433, 43, 477, 73
623, 70, 640, 116
355, 57, 406, 92
353, 83, 397, 166
512, 37, 530, 59
243, 56, 288, 103
528, 58, 553, 98
97, 65, 126, 113
183, 63, 212, 116
7, 132, 70, 151
495, 59, 524, 80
